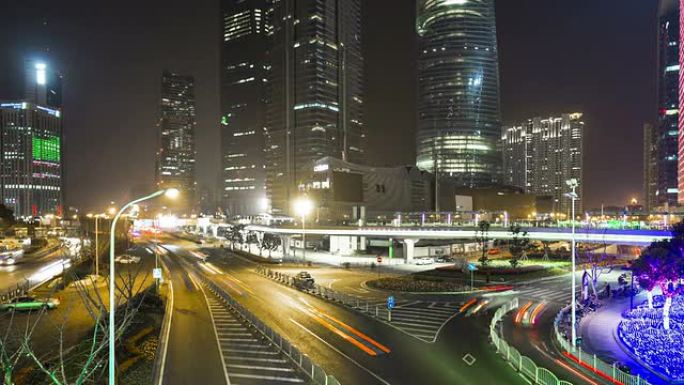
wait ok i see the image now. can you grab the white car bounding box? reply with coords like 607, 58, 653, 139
414, 258, 435, 265
115, 255, 141, 264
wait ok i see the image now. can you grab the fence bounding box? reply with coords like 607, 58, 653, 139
553, 306, 652, 385
490, 298, 575, 385
0, 282, 30, 303
199, 273, 341, 385
256, 266, 396, 323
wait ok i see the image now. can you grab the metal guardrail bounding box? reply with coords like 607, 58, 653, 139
490, 298, 574, 385
0, 282, 29, 303
256, 266, 395, 322
199, 274, 342, 385
553, 306, 651, 385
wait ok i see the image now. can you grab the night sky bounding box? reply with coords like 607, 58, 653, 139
0, 0, 657, 211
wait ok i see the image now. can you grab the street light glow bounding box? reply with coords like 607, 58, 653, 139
107, 207, 116, 215
164, 188, 180, 199
293, 197, 313, 217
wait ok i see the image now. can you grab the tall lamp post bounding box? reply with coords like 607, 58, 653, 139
108, 188, 178, 385
293, 197, 313, 264
565, 178, 579, 348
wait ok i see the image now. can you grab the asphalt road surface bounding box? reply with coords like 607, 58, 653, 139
164, 240, 529, 385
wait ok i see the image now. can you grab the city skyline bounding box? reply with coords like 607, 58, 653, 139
0, 0, 657, 211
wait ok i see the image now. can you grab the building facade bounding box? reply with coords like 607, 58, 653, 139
220, 0, 269, 215
501, 113, 584, 214
656, 0, 681, 206
644, 123, 658, 211
416, 0, 502, 187
0, 60, 63, 218
155, 71, 197, 210
265, 0, 365, 214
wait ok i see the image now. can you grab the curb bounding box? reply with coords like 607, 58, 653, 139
151, 257, 174, 385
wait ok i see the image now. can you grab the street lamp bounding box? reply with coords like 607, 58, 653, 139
293, 197, 313, 263
108, 188, 179, 384
564, 178, 579, 348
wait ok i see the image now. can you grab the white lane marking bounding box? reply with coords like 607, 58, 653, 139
327, 279, 339, 289
194, 276, 232, 385
228, 373, 304, 383
289, 318, 392, 385
222, 349, 279, 355
226, 364, 295, 372
395, 300, 421, 308
428, 302, 437, 308
226, 357, 287, 363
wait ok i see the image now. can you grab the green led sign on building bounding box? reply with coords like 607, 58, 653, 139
32, 136, 61, 162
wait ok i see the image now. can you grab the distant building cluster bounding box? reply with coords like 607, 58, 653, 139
217, 0, 586, 219
0, 61, 63, 218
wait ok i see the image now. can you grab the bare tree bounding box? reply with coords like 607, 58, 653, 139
0, 264, 151, 385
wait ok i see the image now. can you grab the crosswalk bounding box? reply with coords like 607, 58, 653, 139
205, 293, 306, 385
380, 300, 461, 343
512, 286, 581, 304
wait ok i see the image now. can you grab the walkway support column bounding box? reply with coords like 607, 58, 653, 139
403, 238, 419, 263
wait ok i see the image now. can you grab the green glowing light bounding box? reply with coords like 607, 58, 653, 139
32, 136, 61, 162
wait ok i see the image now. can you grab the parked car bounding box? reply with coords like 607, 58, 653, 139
414, 258, 435, 265
0, 296, 60, 311
115, 255, 141, 264
487, 248, 501, 255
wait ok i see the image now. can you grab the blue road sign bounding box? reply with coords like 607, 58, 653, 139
467, 263, 478, 272
387, 295, 395, 310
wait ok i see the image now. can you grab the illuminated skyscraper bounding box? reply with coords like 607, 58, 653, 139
220, 0, 269, 215
155, 71, 196, 209
1, 61, 63, 217
655, 0, 681, 206
416, 0, 502, 188
644, 123, 658, 211
265, 0, 365, 214
502, 113, 584, 214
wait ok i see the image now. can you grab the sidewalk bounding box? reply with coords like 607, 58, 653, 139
578, 295, 664, 384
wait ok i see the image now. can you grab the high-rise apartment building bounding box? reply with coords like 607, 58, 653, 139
657, 0, 680, 206
155, 71, 197, 210
416, 0, 502, 187
220, 0, 269, 215
644, 123, 658, 211
265, 0, 365, 214
1, 61, 63, 218
501, 113, 584, 214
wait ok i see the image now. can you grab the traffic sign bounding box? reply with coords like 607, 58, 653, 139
467, 263, 478, 271
377, 256, 383, 263
387, 295, 395, 310
153, 268, 162, 279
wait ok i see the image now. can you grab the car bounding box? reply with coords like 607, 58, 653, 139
436, 257, 452, 263
487, 248, 501, 255
115, 255, 141, 264
294, 271, 315, 290
0, 296, 60, 311
414, 258, 435, 265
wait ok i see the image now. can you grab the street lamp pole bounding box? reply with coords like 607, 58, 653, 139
95, 216, 99, 277
108, 188, 178, 385
302, 214, 306, 264
565, 179, 579, 348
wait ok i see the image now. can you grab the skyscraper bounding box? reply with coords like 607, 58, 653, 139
416, 0, 502, 188
155, 71, 197, 210
657, 0, 680, 207
265, 0, 365, 214
1, 61, 63, 218
644, 123, 658, 211
220, 0, 269, 215
501, 113, 584, 214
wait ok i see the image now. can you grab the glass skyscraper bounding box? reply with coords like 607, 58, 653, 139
265, 0, 364, 214
657, 0, 680, 207
155, 71, 197, 209
220, 0, 269, 215
416, 0, 502, 187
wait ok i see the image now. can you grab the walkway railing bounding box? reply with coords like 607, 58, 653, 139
490, 298, 574, 385
256, 266, 395, 324
553, 306, 651, 385
199, 274, 342, 385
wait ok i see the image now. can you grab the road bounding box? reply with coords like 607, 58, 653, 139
164, 240, 528, 385
0, 240, 66, 293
